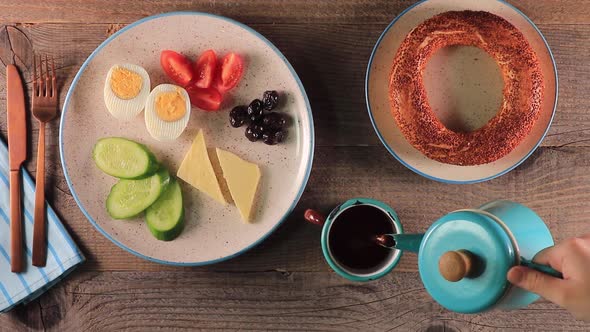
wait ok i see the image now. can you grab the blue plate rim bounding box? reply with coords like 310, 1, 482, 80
364, 0, 559, 184
59, 11, 315, 266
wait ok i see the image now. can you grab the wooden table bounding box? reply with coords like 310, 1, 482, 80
1, 1, 590, 330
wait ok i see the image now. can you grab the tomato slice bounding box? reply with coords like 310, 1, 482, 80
214, 53, 244, 93
160, 50, 194, 86
192, 50, 217, 89
186, 86, 222, 111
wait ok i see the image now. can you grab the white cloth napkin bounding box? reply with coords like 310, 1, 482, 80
0, 139, 84, 312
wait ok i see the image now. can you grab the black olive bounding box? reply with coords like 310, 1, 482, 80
229, 106, 248, 128
262, 90, 279, 111
252, 122, 265, 136
275, 130, 286, 143
247, 99, 264, 122
262, 112, 286, 130
245, 125, 260, 142
262, 130, 286, 145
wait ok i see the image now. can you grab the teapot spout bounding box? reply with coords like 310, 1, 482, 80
374, 233, 424, 253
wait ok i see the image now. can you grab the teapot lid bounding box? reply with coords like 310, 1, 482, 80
418, 210, 516, 313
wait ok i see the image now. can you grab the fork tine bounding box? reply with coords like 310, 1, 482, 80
51, 56, 56, 98
38, 54, 45, 97
44, 54, 50, 97
32, 54, 38, 97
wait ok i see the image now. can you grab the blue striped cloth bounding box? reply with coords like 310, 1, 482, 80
0, 139, 84, 312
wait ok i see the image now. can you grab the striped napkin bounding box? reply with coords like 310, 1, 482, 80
0, 139, 84, 312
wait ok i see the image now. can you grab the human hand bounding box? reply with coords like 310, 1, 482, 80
507, 235, 590, 321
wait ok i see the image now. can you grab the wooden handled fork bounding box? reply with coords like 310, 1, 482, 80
32, 55, 58, 267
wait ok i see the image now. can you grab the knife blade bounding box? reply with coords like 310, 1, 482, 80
6, 64, 26, 273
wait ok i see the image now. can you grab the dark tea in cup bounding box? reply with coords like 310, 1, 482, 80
305, 198, 403, 281
327, 204, 397, 274
327, 204, 397, 275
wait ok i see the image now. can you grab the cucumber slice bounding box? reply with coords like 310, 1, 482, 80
106, 169, 170, 219
146, 178, 184, 241
93, 137, 159, 179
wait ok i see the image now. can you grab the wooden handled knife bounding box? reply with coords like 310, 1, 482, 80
6, 64, 27, 273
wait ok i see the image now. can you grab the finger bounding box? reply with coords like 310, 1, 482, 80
533, 245, 565, 271
507, 266, 567, 306
536, 237, 590, 271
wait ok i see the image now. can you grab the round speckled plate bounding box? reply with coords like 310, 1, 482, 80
60, 12, 314, 265
366, 0, 557, 183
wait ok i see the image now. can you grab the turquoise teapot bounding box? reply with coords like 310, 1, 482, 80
305, 199, 561, 314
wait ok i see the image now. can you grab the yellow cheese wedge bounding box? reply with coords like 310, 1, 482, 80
216, 148, 261, 222
177, 130, 227, 204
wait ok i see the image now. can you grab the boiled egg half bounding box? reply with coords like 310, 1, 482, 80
104, 64, 150, 120
145, 84, 191, 141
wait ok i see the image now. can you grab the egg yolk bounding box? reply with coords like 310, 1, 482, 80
110, 67, 143, 100
155, 90, 187, 122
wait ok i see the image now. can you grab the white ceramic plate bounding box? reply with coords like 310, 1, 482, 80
60, 12, 314, 265
366, 0, 558, 183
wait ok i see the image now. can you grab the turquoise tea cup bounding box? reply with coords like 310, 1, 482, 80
305, 199, 560, 314
304, 198, 404, 282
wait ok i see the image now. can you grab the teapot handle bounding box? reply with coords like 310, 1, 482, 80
519, 256, 563, 279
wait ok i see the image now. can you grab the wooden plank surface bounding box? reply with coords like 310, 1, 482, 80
0, 0, 589, 25
4, 271, 587, 331
1, 0, 590, 330
1, 22, 590, 148
13, 144, 590, 275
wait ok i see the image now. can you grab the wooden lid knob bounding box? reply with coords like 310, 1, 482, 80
438, 250, 474, 282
